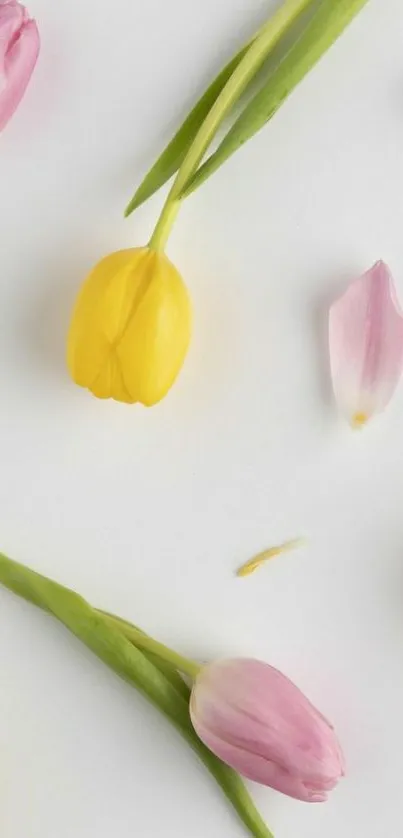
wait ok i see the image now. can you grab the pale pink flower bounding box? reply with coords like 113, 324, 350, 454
190, 658, 344, 802
329, 261, 403, 427
0, 0, 39, 132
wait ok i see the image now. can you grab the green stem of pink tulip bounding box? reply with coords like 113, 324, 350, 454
148, 0, 312, 252
99, 609, 200, 678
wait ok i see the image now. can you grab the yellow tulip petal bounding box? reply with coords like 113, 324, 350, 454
67, 247, 192, 406
118, 253, 191, 405
90, 353, 134, 403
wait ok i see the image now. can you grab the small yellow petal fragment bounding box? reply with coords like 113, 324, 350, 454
236, 538, 305, 578
352, 412, 368, 429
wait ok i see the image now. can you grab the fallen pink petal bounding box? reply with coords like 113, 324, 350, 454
0, 0, 40, 132
329, 261, 403, 428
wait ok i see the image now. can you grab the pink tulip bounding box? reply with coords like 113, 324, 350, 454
329, 261, 403, 428
0, 0, 39, 132
190, 658, 344, 802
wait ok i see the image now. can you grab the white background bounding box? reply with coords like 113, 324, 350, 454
0, 0, 401, 835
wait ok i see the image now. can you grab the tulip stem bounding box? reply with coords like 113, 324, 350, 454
98, 609, 201, 678
148, 0, 313, 252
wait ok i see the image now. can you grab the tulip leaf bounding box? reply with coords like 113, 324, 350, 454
98, 608, 191, 700
180, 0, 370, 198
124, 44, 251, 217
0, 552, 273, 838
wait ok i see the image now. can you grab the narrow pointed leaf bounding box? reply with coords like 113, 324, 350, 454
124, 45, 251, 217
0, 552, 273, 838
181, 0, 370, 198
98, 608, 191, 700
141, 0, 313, 247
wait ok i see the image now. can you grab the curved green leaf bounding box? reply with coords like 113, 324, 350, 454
181, 0, 370, 198
0, 552, 273, 838
124, 45, 251, 217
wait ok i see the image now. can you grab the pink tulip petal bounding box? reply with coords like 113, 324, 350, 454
0, 2, 39, 131
192, 659, 343, 782
192, 718, 329, 802
0, 1, 25, 78
190, 658, 344, 801
329, 261, 403, 427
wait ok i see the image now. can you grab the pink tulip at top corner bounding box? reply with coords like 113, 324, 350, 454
190, 658, 344, 803
0, 0, 39, 132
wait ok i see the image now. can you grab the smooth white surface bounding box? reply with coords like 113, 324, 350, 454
0, 0, 401, 835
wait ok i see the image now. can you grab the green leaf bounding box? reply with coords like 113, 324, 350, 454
181, 0, 370, 197
124, 45, 250, 217
0, 552, 273, 838
98, 608, 191, 700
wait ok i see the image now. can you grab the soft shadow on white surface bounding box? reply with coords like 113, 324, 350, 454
21, 237, 91, 381
310, 266, 357, 414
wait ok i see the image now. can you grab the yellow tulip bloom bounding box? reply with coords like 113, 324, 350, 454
67, 247, 192, 406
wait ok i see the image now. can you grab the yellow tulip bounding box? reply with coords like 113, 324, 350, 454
67, 247, 192, 406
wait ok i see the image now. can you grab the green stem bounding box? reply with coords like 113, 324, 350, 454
148, 0, 313, 251
99, 610, 200, 679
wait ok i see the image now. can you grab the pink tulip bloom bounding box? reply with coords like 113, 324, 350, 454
190, 658, 344, 802
329, 261, 403, 428
0, 0, 39, 132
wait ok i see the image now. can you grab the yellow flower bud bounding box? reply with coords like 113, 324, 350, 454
67, 247, 192, 406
